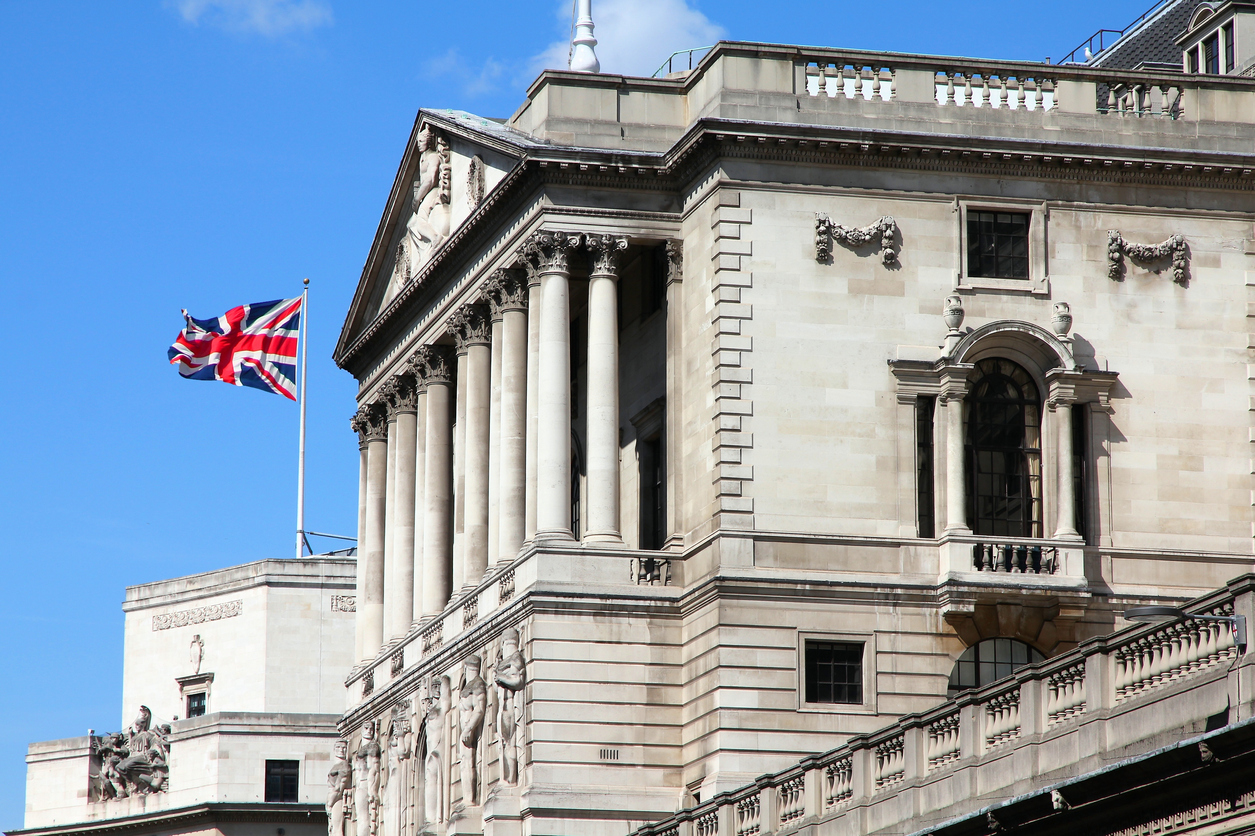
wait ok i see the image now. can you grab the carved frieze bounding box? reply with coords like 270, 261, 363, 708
331, 595, 357, 613
816, 214, 898, 266
447, 303, 492, 350
524, 230, 582, 273
152, 600, 242, 631
666, 239, 683, 284
585, 233, 630, 275
90, 706, 170, 801
1107, 230, 1188, 284
392, 242, 410, 288
466, 155, 485, 209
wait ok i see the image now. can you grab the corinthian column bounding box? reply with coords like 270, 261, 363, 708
350, 409, 370, 664
360, 401, 389, 661
422, 347, 455, 614
486, 279, 505, 566
1053, 399, 1080, 540
524, 261, 541, 541
527, 231, 581, 540
584, 234, 628, 542
381, 380, 398, 642
487, 270, 529, 562
408, 350, 430, 627
450, 303, 493, 586
387, 373, 418, 641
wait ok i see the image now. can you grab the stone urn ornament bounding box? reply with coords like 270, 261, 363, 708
943, 295, 965, 333
1051, 302, 1073, 338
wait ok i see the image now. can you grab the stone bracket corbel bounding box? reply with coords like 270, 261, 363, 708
816, 214, 898, 266
1107, 230, 1188, 284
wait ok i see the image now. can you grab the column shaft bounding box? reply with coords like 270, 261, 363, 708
499, 306, 528, 561
422, 362, 455, 614
663, 241, 683, 549
361, 408, 388, 661
1054, 403, 1079, 539
351, 414, 369, 665
411, 386, 427, 626
584, 235, 627, 542
390, 400, 418, 641
944, 394, 970, 533
452, 351, 468, 590
487, 317, 504, 564
524, 273, 541, 541
381, 412, 398, 640
464, 342, 492, 583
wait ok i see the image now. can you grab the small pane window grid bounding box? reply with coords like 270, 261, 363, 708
186, 692, 207, 718
804, 641, 864, 705
264, 760, 299, 803
916, 396, 936, 538
947, 638, 1044, 696
965, 358, 1043, 538
1205, 34, 1220, 74
966, 211, 1029, 280
1224, 22, 1235, 72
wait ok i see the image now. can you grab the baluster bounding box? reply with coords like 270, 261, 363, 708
885, 66, 896, 100
806, 63, 821, 97
834, 64, 847, 99
945, 72, 955, 105
870, 66, 881, 100
997, 75, 1009, 109
1105, 84, 1116, 114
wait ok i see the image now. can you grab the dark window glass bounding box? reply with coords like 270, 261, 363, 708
966, 211, 1029, 280
1224, 22, 1235, 72
964, 358, 1042, 538
639, 435, 665, 549
264, 760, 299, 803
642, 245, 666, 318
804, 641, 863, 705
186, 692, 207, 718
571, 455, 581, 541
1072, 404, 1088, 542
916, 396, 936, 538
948, 639, 1044, 697
1188, 47, 1199, 73
1205, 34, 1219, 73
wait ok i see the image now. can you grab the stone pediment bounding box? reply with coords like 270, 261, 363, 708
334, 111, 528, 364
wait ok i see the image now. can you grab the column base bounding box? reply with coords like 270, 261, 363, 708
944, 524, 973, 535
533, 528, 576, 542
583, 531, 624, 545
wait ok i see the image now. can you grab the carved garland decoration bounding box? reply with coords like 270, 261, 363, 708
1107, 230, 1188, 284
816, 214, 898, 266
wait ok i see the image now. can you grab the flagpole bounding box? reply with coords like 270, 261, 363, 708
296, 278, 310, 560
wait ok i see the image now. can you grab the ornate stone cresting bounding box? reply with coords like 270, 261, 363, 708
326, 740, 352, 836
585, 233, 630, 275
405, 125, 452, 273
466, 155, 485, 209
90, 706, 170, 801
816, 214, 898, 266
447, 303, 492, 351
482, 269, 528, 316
353, 721, 382, 836
524, 230, 582, 273
1107, 229, 1188, 284
494, 628, 526, 786
457, 654, 488, 806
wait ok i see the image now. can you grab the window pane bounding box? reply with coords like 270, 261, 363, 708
187, 693, 206, 718
265, 760, 299, 803
948, 639, 1045, 696
966, 211, 1031, 279
804, 641, 863, 704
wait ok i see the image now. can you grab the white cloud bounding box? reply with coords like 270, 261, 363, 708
531, 0, 724, 79
425, 48, 508, 98
170, 0, 333, 36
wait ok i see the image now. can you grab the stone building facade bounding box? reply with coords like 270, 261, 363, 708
330, 22, 1255, 836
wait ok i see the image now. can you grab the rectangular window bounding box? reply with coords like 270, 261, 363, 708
264, 760, 299, 803
1188, 47, 1199, 73
639, 435, 665, 549
1205, 33, 1219, 74
804, 641, 864, 705
916, 396, 935, 538
1224, 22, 1235, 72
186, 692, 207, 718
966, 211, 1029, 280
1072, 404, 1088, 542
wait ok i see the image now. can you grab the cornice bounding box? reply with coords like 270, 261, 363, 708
4, 804, 326, 836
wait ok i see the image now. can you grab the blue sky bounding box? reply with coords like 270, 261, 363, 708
0, 0, 1159, 827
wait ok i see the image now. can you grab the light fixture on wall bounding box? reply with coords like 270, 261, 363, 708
1123, 605, 1247, 654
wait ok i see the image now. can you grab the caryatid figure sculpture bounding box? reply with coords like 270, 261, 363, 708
353, 722, 382, 836
326, 741, 352, 836
423, 676, 452, 828
405, 125, 451, 270
458, 655, 488, 805
494, 629, 526, 786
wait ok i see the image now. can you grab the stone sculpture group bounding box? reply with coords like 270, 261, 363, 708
91, 706, 171, 801
328, 628, 526, 836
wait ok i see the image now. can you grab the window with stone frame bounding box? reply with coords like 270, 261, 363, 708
803, 640, 864, 705
947, 638, 1044, 697
916, 395, 936, 538
186, 692, 207, 718
264, 760, 299, 803
966, 211, 1030, 280
964, 358, 1043, 538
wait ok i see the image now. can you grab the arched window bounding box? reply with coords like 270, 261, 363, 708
965, 358, 1042, 537
947, 638, 1044, 696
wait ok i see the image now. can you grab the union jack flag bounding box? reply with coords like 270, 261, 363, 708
168, 297, 302, 400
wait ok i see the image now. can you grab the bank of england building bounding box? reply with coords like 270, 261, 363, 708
14, 2, 1255, 836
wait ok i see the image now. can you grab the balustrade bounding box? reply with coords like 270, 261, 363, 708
804, 62, 895, 101
1100, 80, 1185, 118
874, 735, 906, 787
927, 712, 961, 770
1115, 604, 1237, 702
972, 543, 1058, 574
823, 756, 853, 809
984, 689, 1021, 748
778, 775, 805, 826
696, 809, 719, 836
735, 794, 761, 836
934, 71, 1055, 110
1046, 662, 1086, 725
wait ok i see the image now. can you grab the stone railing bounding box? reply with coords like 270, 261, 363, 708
971, 541, 1058, 574
791, 49, 1250, 121
630, 579, 1252, 836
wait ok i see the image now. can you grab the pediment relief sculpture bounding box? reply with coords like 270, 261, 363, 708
89, 705, 170, 801
405, 125, 453, 275
816, 214, 898, 266
1107, 229, 1188, 284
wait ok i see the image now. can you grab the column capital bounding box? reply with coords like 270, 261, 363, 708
362, 401, 389, 441
388, 372, 419, 414
665, 239, 683, 285
350, 407, 371, 446
482, 269, 528, 318
407, 346, 432, 390
524, 230, 581, 274
378, 379, 401, 420
585, 233, 629, 277
937, 363, 974, 400
421, 344, 456, 385
448, 303, 492, 352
